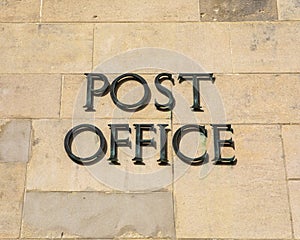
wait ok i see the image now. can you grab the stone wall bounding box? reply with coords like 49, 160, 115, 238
0, 0, 300, 239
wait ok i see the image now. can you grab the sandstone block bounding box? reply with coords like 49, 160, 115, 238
0, 24, 93, 73
42, 0, 199, 22
0, 74, 61, 118
22, 191, 175, 238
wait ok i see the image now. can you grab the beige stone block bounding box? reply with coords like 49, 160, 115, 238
215, 74, 300, 124
0, 162, 26, 238
0, 119, 31, 162
174, 125, 291, 238
27, 119, 111, 191
61, 74, 171, 119
0, 74, 61, 118
172, 74, 300, 125
28, 119, 172, 192
22, 192, 174, 238
93, 23, 232, 73
42, 0, 199, 22
289, 181, 300, 239
230, 22, 300, 73
199, 0, 278, 22
0, 0, 40, 22
282, 125, 300, 179
278, 0, 300, 20
0, 24, 93, 73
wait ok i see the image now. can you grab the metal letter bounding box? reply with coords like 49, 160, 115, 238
108, 124, 131, 165
110, 73, 151, 112
132, 124, 156, 165
172, 124, 207, 165
154, 73, 175, 111
211, 124, 237, 165
178, 73, 215, 112
83, 73, 110, 112
64, 124, 107, 165
157, 124, 169, 165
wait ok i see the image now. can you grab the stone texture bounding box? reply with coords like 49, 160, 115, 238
278, 0, 300, 20
215, 74, 300, 124
42, 0, 199, 22
93, 23, 232, 73
61, 74, 171, 119
289, 181, 300, 239
0, 24, 93, 73
230, 22, 300, 73
27, 119, 111, 192
27, 119, 172, 192
173, 74, 300, 124
174, 125, 291, 239
0, 74, 61, 118
199, 0, 278, 22
282, 125, 300, 179
0, 162, 26, 238
0, 120, 31, 162
0, 0, 40, 22
22, 191, 175, 238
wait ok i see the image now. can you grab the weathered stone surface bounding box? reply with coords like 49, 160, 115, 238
22, 191, 175, 238
42, 0, 199, 22
0, 163, 26, 238
0, 0, 40, 22
0, 74, 61, 118
27, 119, 172, 192
278, 0, 300, 20
0, 120, 31, 162
199, 0, 278, 22
215, 74, 300, 124
230, 22, 300, 73
173, 74, 300, 124
174, 125, 291, 238
93, 23, 232, 73
282, 125, 300, 179
0, 24, 93, 73
27, 119, 111, 191
289, 181, 300, 239
61, 74, 171, 119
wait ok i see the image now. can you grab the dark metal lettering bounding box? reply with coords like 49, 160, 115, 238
64, 124, 107, 166
110, 73, 151, 112
132, 124, 156, 165
154, 73, 175, 111
84, 73, 110, 112
178, 73, 215, 112
108, 124, 131, 165
211, 124, 237, 165
172, 124, 207, 164
157, 124, 169, 165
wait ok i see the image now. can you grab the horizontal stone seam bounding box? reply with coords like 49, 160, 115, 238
15, 119, 300, 125
1, 20, 300, 25
1, 118, 300, 125
1, 19, 300, 24
25, 190, 170, 194
1, 72, 300, 75
177, 238, 297, 240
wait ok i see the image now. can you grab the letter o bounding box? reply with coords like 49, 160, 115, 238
64, 124, 107, 165
110, 73, 151, 112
